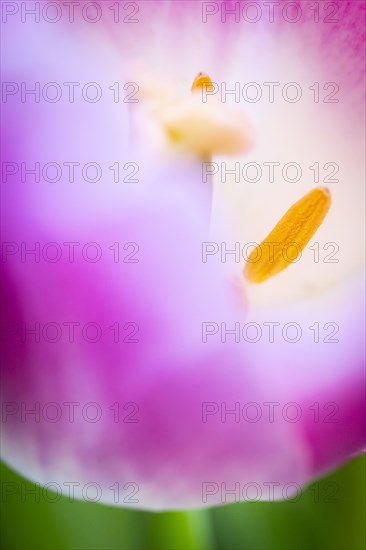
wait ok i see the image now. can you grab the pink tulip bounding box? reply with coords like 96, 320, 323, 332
1, 0, 365, 510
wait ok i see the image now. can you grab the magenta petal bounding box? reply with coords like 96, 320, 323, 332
1, 179, 311, 509
1, 0, 365, 510
301, 371, 366, 475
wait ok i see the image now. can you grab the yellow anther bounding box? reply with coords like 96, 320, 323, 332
191, 72, 214, 93
244, 187, 332, 283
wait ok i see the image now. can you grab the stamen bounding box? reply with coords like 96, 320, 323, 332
244, 187, 331, 283
191, 72, 214, 93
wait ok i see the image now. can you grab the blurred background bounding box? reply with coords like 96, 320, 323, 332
1, 456, 365, 550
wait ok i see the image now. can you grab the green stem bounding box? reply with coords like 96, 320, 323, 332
145, 508, 215, 550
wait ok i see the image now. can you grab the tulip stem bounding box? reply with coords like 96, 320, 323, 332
145, 509, 215, 550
